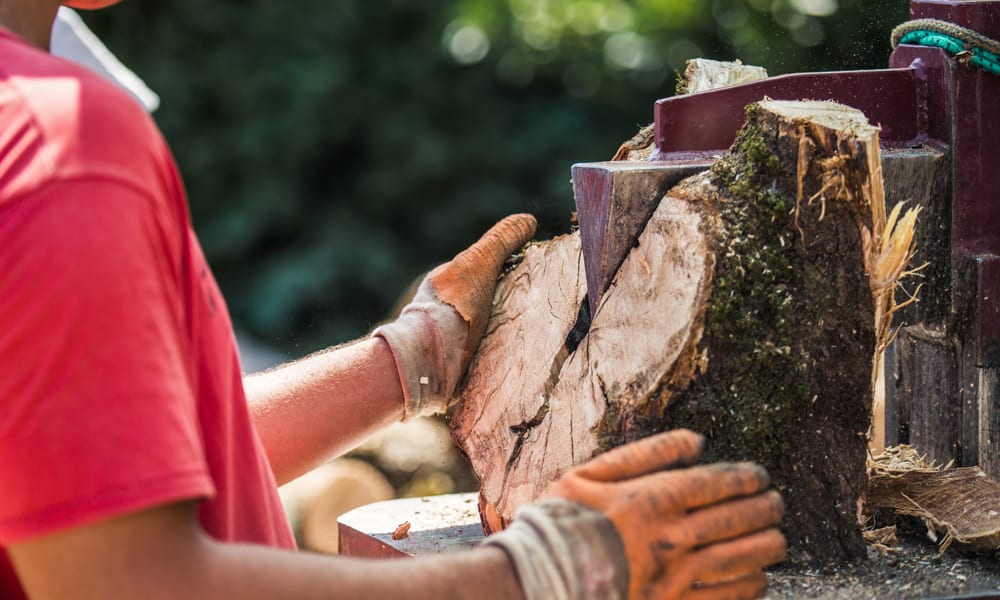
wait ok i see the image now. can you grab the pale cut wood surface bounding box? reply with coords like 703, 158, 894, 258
453, 187, 714, 530
683, 58, 767, 94
453, 234, 586, 530
337, 493, 482, 557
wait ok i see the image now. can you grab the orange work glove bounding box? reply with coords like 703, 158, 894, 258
484, 429, 786, 600
374, 214, 537, 420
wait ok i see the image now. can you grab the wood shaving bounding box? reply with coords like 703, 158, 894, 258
392, 521, 411, 540
868, 445, 1000, 552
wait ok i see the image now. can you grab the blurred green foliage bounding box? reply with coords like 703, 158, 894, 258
84, 0, 908, 355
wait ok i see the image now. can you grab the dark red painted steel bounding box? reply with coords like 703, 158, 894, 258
890, 47, 951, 144
572, 166, 612, 314
337, 522, 409, 559
651, 69, 923, 157
975, 257, 1000, 367
894, 1, 1000, 259
911, 0, 1000, 39
936, 63, 1000, 258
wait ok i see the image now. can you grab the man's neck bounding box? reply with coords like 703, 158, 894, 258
0, 0, 62, 50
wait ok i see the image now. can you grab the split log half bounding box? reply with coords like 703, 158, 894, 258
453, 99, 910, 564
681, 58, 768, 95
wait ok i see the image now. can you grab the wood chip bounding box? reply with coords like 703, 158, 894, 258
391, 521, 411, 540
863, 525, 898, 548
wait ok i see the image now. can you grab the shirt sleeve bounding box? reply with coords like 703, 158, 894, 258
0, 177, 215, 544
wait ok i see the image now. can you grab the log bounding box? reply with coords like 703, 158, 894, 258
453, 99, 919, 565
279, 458, 394, 554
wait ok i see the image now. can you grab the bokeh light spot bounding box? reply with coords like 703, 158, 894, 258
445, 22, 491, 65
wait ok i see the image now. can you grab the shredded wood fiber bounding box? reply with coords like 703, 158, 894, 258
868, 445, 1000, 552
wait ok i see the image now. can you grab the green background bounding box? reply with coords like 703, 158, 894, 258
84, 0, 909, 356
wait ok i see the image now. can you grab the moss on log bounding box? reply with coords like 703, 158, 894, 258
663, 101, 881, 564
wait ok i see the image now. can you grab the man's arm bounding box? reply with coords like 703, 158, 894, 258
8, 500, 525, 600
10, 430, 784, 600
243, 337, 404, 486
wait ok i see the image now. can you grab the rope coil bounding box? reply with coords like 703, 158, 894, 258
891, 18, 1000, 77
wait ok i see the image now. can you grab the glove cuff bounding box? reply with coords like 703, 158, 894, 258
482, 499, 628, 600
373, 298, 467, 420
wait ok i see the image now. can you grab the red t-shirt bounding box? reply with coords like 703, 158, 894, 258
0, 28, 294, 597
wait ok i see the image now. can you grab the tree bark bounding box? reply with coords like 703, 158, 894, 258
453, 99, 900, 564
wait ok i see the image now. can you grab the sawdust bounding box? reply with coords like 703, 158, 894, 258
767, 445, 1000, 597
766, 530, 1000, 599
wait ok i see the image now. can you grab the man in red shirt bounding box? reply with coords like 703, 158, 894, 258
0, 1, 786, 598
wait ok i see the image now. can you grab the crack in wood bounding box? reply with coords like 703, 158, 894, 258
563, 299, 592, 354
501, 401, 550, 496
501, 299, 592, 496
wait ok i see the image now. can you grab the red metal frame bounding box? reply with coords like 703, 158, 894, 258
897, 1, 1000, 368
651, 68, 925, 158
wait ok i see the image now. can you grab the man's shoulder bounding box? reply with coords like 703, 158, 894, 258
0, 30, 168, 203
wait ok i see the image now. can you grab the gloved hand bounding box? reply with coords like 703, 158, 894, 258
484, 429, 786, 600
374, 214, 537, 420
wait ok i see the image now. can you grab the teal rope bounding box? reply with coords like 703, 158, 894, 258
899, 30, 1000, 75
892, 19, 1000, 77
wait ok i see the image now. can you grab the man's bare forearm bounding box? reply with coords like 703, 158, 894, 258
200, 539, 525, 600
243, 337, 404, 485
11, 501, 525, 600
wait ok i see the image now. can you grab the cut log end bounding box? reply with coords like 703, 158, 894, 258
762, 99, 878, 136
681, 58, 768, 95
